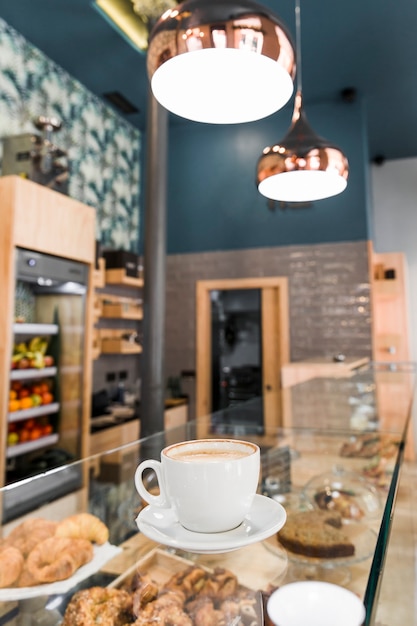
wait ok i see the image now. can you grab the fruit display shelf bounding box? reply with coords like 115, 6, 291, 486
8, 402, 60, 423
6, 433, 59, 458
10, 366, 57, 381
13, 323, 59, 336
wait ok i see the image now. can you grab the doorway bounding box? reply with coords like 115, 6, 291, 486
196, 277, 289, 437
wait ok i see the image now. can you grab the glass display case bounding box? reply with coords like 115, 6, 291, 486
0, 364, 415, 626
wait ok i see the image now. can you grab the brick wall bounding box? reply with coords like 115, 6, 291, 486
165, 241, 372, 418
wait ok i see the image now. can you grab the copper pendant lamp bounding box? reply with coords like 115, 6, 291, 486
256, 0, 349, 202
147, 0, 296, 124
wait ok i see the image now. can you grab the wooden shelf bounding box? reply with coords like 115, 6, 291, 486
101, 297, 143, 320
101, 339, 143, 355
93, 265, 144, 360
105, 268, 144, 287
99, 329, 142, 355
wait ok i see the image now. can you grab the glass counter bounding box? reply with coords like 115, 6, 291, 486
0, 364, 415, 625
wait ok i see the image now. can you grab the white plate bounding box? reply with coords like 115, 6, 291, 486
136, 494, 286, 554
0, 542, 122, 601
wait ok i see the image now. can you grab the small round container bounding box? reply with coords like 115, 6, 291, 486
267, 581, 365, 626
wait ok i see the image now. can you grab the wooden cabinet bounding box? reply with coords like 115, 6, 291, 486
370, 245, 411, 362
369, 244, 414, 459
0, 176, 96, 519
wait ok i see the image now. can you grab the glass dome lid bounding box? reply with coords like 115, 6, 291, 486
302, 465, 382, 522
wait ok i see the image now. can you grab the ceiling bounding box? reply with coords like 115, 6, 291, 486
1, 0, 416, 163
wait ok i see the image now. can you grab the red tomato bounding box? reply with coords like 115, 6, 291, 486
41, 392, 54, 405
19, 429, 30, 442
29, 427, 43, 440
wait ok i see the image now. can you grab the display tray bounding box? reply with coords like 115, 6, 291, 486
107, 548, 265, 626
0, 543, 121, 601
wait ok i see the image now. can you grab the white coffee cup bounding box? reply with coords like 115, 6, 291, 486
267, 581, 366, 626
135, 438, 260, 534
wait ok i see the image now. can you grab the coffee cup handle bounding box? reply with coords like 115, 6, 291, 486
135, 459, 170, 508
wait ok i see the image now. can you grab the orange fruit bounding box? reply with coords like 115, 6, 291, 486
19, 397, 33, 410
8, 399, 21, 412
9, 390, 17, 400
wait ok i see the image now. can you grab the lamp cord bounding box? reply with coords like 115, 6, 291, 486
295, 0, 302, 94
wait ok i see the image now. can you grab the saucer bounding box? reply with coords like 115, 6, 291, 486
136, 494, 286, 554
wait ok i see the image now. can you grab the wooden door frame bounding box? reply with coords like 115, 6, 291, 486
195, 277, 289, 436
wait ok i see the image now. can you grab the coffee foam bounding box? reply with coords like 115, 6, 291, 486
169, 448, 248, 462
165, 439, 255, 463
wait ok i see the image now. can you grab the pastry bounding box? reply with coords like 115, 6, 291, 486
55, 513, 109, 545
26, 537, 93, 584
340, 434, 400, 459
61, 587, 133, 626
314, 488, 365, 520
0, 545, 24, 588
4, 518, 58, 557
277, 510, 355, 558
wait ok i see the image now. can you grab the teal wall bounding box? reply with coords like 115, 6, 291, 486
167, 98, 370, 254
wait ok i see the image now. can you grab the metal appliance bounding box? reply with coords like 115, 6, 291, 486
4, 248, 89, 521
2, 116, 69, 195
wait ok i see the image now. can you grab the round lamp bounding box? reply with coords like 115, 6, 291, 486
257, 91, 349, 202
147, 0, 296, 124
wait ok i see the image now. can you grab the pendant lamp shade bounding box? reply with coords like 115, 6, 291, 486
257, 91, 349, 202
147, 0, 296, 124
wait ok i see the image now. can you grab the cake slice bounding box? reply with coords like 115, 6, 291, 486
277, 510, 355, 558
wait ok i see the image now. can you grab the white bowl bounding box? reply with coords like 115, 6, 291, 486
267, 581, 365, 626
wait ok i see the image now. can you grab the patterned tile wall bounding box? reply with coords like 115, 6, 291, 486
0, 18, 141, 252
165, 241, 372, 418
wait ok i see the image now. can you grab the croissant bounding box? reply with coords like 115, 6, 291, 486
55, 513, 109, 545
0, 546, 24, 588
5, 518, 58, 557
26, 537, 93, 584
